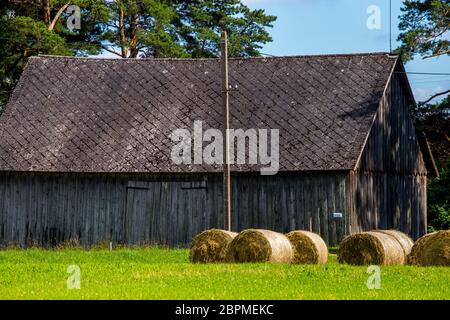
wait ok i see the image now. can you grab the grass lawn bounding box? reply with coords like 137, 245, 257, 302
0, 248, 449, 300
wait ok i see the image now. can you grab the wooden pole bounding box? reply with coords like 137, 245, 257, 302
389, 0, 392, 53
221, 31, 231, 232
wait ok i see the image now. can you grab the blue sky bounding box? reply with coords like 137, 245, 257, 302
242, 0, 450, 103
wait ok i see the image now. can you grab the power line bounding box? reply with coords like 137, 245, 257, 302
410, 80, 450, 85
395, 71, 450, 76
410, 78, 450, 83
410, 76, 450, 79
409, 76, 450, 82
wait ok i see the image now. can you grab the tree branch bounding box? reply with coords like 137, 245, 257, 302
419, 89, 450, 106
423, 49, 450, 59
101, 46, 123, 57
48, 3, 70, 31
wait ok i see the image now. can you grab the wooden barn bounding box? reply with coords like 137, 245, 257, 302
0, 53, 438, 247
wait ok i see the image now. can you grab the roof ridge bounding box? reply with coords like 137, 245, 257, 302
32, 52, 397, 62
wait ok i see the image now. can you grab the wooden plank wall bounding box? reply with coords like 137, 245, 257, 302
350, 67, 428, 239
347, 171, 426, 239
0, 171, 348, 248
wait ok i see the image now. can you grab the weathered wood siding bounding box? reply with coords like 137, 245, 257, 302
0, 171, 348, 247
349, 67, 428, 239
0, 62, 428, 248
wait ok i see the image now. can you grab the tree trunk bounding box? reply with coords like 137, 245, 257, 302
129, 13, 138, 58
42, 0, 51, 25
119, 5, 128, 58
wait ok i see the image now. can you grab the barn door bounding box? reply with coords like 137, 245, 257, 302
125, 182, 153, 245
177, 181, 208, 246
332, 178, 347, 246
124, 180, 208, 247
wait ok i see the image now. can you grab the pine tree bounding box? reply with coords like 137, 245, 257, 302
100, 0, 187, 58
0, 0, 277, 110
397, 0, 449, 62
0, 1, 109, 111
172, 0, 276, 57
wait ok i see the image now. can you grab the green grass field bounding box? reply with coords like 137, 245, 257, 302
0, 248, 449, 300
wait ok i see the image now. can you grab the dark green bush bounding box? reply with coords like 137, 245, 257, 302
428, 159, 450, 232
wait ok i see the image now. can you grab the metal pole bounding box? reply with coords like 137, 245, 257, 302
220, 31, 231, 232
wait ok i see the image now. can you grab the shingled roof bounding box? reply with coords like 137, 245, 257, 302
0, 53, 399, 173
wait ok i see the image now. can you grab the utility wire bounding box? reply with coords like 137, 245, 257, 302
411, 79, 450, 85
394, 71, 450, 76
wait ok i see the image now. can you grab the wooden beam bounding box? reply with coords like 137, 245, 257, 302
221, 31, 232, 231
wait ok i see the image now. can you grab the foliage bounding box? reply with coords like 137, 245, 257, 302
427, 158, 450, 231
172, 0, 277, 58
397, 0, 449, 62
413, 96, 450, 164
100, 0, 276, 58
3, 0, 110, 56
398, 1, 449, 231
0, 248, 449, 299
0, 1, 110, 112
0, 15, 70, 113
0, 0, 276, 111
56, 0, 111, 56
413, 96, 449, 231
100, 0, 187, 58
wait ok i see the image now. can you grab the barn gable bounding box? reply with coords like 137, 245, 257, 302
347, 59, 437, 239
354, 59, 438, 177
0, 53, 398, 173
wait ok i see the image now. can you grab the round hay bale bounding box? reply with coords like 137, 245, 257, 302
286, 231, 328, 264
337, 231, 408, 265
408, 230, 450, 266
373, 230, 414, 257
407, 232, 437, 265
189, 229, 237, 263
227, 229, 293, 263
